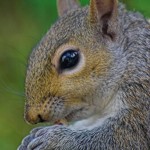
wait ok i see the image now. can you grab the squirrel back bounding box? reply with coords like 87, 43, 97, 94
20, 0, 150, 149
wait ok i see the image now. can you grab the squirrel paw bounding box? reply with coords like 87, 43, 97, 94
17, 125, 76, 150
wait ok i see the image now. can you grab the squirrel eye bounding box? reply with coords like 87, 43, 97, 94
59, 50, 80, 70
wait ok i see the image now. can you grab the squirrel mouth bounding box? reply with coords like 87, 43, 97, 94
55, 108, 83, 125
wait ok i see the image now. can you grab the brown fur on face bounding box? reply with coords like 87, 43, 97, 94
25, 34, 112, 124
25, 0, 118, 124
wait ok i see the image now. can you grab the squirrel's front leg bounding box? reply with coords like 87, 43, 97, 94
18, 125, 80, 150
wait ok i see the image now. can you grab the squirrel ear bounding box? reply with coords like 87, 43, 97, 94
57, 0, 80, 17
89, 0, 118, 39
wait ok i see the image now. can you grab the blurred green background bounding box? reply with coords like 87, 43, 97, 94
0, 0, 149, 149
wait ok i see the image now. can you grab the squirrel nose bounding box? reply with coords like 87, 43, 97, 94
24, 105, 47, 124
37, 114, 46, 123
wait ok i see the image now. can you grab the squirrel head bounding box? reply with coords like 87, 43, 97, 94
25, 0, 119, 124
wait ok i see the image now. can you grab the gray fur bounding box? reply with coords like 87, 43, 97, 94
18, 2, 150, 150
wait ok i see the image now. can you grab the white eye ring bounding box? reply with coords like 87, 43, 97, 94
52, 44, 85, 76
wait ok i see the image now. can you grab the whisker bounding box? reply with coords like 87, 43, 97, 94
0, 80, 25, 98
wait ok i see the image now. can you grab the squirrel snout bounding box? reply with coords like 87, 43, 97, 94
24, 105, 48, 124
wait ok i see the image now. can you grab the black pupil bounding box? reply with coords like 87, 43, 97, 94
60, 50, 79, 70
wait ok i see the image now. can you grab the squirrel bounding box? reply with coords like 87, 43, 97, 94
18, 0, 150, 149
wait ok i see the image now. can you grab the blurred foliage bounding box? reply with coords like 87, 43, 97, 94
0, 0, 149, 149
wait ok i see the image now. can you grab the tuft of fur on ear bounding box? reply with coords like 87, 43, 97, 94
57, 0, 80, 17
89, 0, 118, 40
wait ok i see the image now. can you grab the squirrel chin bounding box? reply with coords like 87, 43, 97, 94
54, 108, 84, 125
